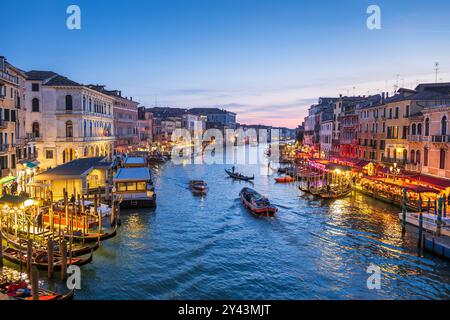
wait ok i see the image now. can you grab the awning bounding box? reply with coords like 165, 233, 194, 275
25, 161, 38, 168
0, 195, 35, 207
355, 160, 371, 168
0, 176, 16, 185
412, 174, 450, 190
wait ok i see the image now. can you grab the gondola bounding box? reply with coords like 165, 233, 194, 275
63, 224, 118, 243
225, 169, 255, 181
189, 180, 208, 193
317, 188, 353, 199
1, 280, 75, 301
1, 246, 93, 271
1, 230, 99, 257
239, 187, 277, 216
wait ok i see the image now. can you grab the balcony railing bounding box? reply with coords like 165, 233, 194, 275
431, 135, 450, 143
0, 70, 19, 85
0, 119, 6, 129
381, 157, 407, 166
407, 135, 424, 142
0, 144, 9, 153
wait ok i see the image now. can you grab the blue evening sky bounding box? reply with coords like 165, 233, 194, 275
2, 0, 450, 127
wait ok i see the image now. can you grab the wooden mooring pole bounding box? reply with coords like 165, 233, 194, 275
60, 239, 67, 280
418, 212, 424, 248
0, 228, 3, 269
27, 239, 33, 278
47, 238, 54, 279
401, 188, 407, 234
31, 266, 39, 301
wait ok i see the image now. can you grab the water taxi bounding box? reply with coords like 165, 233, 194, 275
113, 167, 156, 208
239, 187, 277, 216
189, 180, 208, 194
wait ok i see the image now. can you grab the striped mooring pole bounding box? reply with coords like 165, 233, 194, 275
418, 196, 423, 213
402, 188, 407, 234
418, 212, 424, 248
437, 197, 443, 236
427, 198, 431, 214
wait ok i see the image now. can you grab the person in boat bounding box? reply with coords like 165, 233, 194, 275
70, 194, 76, 203
232, 166, 235, 173
326, 184, 331, 194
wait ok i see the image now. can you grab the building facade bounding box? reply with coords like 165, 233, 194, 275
137, 107, 153, 149
0, 57, 28, 178
25, 71, 115, 169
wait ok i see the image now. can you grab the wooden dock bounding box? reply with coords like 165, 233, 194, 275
423, 234, 450, 260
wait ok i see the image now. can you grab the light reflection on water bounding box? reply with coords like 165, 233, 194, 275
67, 147, 450, 300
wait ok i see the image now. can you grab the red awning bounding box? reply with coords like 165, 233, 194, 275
412, 174, 450, 190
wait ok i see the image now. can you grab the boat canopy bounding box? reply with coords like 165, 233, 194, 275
124, 157, 146, 165
114, 167, 151, 182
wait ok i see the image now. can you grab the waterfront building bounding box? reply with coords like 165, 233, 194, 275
304, 98, 338, 157
34, 157, 113, 200
25, 72, 115, 169
137, 107, 153, 149
381, 84, 450, 168
339, 97, 362, 159
189, 108, 237, 130
357, 94, 384, 162
408, 104, 450, 178
182, 113, 206, 135
320, 118, 333, 159
0, 57, 28, 183
88, 85, 139, 154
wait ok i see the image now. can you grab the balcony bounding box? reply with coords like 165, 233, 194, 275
0, 119, 7, 129
0, 70, 19, 85
407, 135, 424, 142
0, 144, 9, 153
431, 135, 450, 143
381, 157, 407, 166
56, 136, 115, 143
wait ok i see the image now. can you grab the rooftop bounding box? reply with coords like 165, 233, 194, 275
36, 157, 112, 180
114, 167, 151, 182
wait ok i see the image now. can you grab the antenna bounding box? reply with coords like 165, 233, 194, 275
435, 62, 439, 83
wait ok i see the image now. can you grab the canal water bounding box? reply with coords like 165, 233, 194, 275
72, 147, 449, 300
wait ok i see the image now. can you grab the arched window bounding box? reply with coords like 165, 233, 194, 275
32, 122, 40, 138
65, 95, 73, 110
440, 149, 446, 170
409, 150, 414, 163
425, 118, 430, 136
442, 116, 448, 135
32, 98, 39, 112
417, 123, 422, 135
416, 150, 421, 164
411, 124, 417, 135
66, 120, 73, 137
89, 121, 93, 137
82, 96, 86, 111
424, 147, 429, 166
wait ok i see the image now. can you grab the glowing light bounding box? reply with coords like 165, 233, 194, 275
24, 199, 35, 207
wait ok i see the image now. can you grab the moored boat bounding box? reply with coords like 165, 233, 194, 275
63, 224, 118, 243
1, 279, 75, 301
1, 230, 100, 257
274, 176, 295, 183
2, 246, 93, 271
114, 167, 156, 208
225, 169, 254, 181
239, 187, 277, 216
